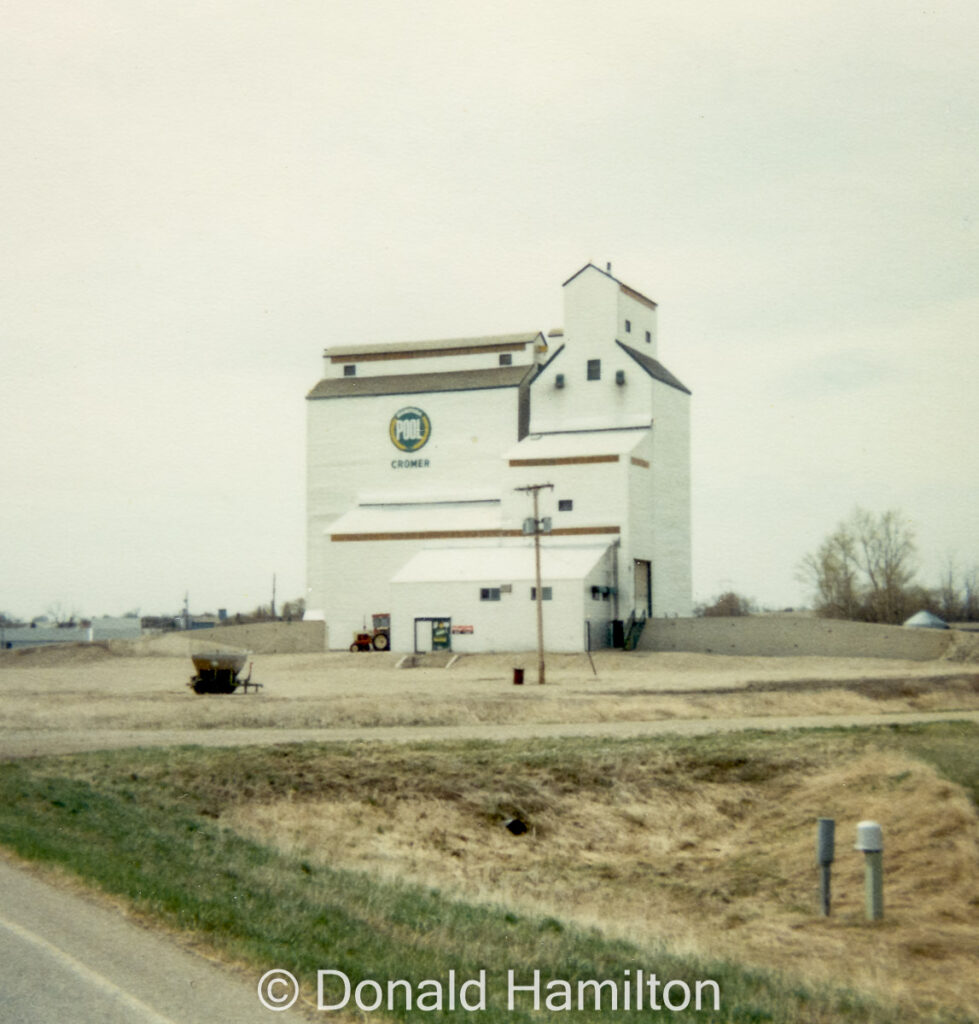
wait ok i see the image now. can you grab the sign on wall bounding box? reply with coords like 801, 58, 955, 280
389, 407, 431, 452
431, 619, 451, 650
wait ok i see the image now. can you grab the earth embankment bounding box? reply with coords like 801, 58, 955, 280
641, 615, 978, 660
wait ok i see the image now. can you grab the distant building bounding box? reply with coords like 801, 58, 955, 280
903, 610, 949, 629
2, 616, 142, 650
305, 264, 692, 653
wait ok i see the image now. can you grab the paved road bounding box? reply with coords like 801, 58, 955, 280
0, 858, 310, 1023
3, 708, 978, 759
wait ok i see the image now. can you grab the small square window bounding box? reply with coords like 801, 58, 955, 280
625, 319, 631, 333
343, 364, 356, 377
586, 359, 601, 381
591, 585, 601, 601
530, 586, 553, 601
645, 330, 651, 344
558, 499, 573, 512
480, 587, 501, 601
499, 353, 512, 366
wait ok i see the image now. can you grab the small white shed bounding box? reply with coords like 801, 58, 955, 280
390, 543, 616, 653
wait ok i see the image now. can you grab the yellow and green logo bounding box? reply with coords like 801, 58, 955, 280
390, 407, 431, 452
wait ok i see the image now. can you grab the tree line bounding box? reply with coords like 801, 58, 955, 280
798, 507, 977, 624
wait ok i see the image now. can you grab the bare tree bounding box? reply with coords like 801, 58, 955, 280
799, 508, 918, 623
854, 508, 917, 623
695, 591, 754, 617
937, 557, 963, 623
797, 522, 861, 620
962, 565, 979, 622
45, 602, 80, 627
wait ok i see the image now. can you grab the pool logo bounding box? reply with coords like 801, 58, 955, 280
389, 407, 431, 452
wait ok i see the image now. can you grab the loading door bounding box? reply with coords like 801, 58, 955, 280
413, 617, 452, 653
634, 559, 651, 617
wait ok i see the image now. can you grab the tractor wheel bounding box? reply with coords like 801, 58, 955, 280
349, 642, 361, 652
372, 633, 389, 651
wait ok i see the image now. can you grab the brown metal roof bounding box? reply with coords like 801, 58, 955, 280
324, 331, 542, 361
616, 341, 691, 395
307, 363, 538, 400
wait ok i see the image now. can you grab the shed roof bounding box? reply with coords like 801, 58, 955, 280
504, 428, 647, 463
325, 331, 543, 360
329, 501, 503, 539
307, 363, 536, 400
616, 341, 691, 394
356, 487, 500, 505
391, 543, 611, 584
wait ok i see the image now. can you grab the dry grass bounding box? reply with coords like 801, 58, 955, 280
1, 650, 977, 737
221, 738, 979, 1021
2, 644, 977, 1018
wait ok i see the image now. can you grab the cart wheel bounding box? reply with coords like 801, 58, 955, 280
372, 633, 389, 651
349, 642, 361, 652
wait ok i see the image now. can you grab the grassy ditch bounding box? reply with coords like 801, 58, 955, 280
0, 725, 976, 1023
867, 721, 979, 807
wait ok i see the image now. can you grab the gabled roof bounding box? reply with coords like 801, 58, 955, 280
561, 263, 658, 310
616, 341, 691, 395
307, 363, 537, 400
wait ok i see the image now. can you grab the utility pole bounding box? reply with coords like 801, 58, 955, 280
271, 573, 277, 620
516, 483, 553, 685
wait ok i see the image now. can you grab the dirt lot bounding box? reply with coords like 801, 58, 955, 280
1, 642, 979, 751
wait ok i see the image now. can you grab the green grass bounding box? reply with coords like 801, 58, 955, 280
0, 724, 976, 1023
864, 721, 979, 807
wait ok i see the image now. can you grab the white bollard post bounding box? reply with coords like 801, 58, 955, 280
854, 821, 884, 921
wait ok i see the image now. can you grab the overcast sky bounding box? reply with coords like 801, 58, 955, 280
2, 1, 976, 620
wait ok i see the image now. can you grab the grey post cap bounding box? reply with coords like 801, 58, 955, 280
854, 820, 883, 852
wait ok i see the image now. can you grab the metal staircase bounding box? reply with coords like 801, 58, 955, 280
623, 611, 647, 651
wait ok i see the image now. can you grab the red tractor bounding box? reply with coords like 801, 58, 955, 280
349, 613, 391, 652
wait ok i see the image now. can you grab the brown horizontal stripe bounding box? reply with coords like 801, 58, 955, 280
630, 456, 650, 468
551, 526, 621, 536
331, 341, 527, 364
508, 454, 620, 467
331, 525, 620, 542
333, 529, 510, 542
